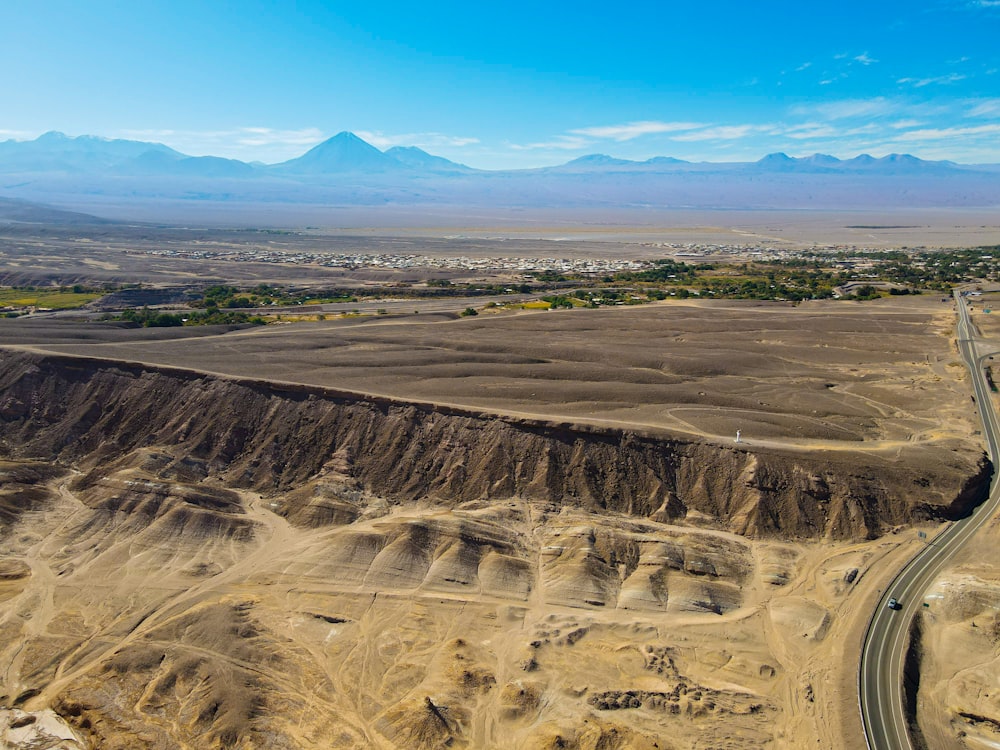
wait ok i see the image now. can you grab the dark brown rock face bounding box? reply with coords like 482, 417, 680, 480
0, 351, 989, 540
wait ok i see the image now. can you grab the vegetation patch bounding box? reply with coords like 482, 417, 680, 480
108, 307, 267, 328
0, 286, 103, 311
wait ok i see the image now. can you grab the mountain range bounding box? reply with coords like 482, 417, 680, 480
1, 130, 998, 217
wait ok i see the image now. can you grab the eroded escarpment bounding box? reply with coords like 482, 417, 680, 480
0, 350, 988, 540
0, 348, 989, 749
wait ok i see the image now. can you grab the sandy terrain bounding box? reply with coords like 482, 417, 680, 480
19, 202, 1000, 249
0, 296, 975, 445
0, 457, 948, 749
1, 211, 1000, 289
0, 294, 986, 748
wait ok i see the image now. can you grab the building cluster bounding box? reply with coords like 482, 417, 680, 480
130, 247, 648, 274
642, 241, 915, 262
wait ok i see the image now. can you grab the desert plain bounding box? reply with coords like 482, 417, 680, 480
0, 219, 996, 749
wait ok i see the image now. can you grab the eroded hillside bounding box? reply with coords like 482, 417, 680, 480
0, 352, 987, 541
0, 341, 988, 749
0, 455, 935, 750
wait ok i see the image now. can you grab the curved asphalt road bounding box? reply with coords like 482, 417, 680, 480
859, 290, 1000, 749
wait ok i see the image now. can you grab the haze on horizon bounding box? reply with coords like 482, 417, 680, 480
2, 0, 999, 170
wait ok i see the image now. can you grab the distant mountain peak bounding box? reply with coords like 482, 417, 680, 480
802, 153, 842, 165
746, 150, 959, 174
0, 130, 182, 173
384, 145, 473, 173
565, 153, 635, 166
36, 131, 125, 145
644, 156, 688, 165
273, 131, 403, 174
0, 130, 992, 213
880, 153, 920, 164
331, 131, 366, 142
316, 131, 381, 150
387, 145, 430, 156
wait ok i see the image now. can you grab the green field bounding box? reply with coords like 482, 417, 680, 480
0, 289, 103, 310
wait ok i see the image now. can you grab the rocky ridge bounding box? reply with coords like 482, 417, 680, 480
0, 350, 988, 540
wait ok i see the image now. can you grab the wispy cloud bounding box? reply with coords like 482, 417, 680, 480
854, 52, 878, 65
0, 129, 37, 141
897, 73, 967, 87
119, 126, 325, 148
966, 98, 1000, 116
795, 62, 813, 72
890, 119, 926, 129
355, 131, 480, 149
509, 135, 592, 151
779, 122, 839, 139
509, 120, 706, 153
671, 125, 764, 142
499, 94, 1000, 165
894, 123, 1000, 141
568, 120, 702, 141
790, 98, 896, 120
232, 127, 326, 147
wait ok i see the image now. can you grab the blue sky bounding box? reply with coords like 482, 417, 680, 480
2, 0, 999, 168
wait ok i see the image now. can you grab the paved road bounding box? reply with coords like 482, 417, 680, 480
859, 290, 1000, 749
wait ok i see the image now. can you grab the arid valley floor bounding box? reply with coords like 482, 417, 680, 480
0, 217, 998, 749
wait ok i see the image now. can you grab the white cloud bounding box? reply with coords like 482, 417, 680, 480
234, 128, 326, 147
354, 131, 480, 150
671, 125, 763, 142
747, 121, 883, 143
854, 52, 878, 65
966, 98, 1000, 117
890, 119, 926, 129
844, 124, 882, 135
568, 120, 703, 141
0, 129, 38, 141
819, 72, 850, 85
897, 73, 967, 87
790, 98, 896, 120
795, 62, 813, 71
782, 124, 838, 139
508, 135, 592, 151
894, 123, 1000, 141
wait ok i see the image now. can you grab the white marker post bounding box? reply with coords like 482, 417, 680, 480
735, 429, 741, 444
